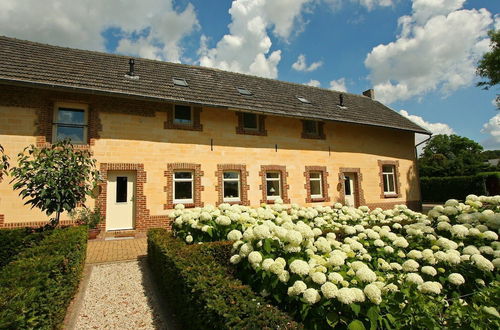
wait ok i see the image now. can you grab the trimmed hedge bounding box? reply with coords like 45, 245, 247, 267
0, 226, 88, 329
147, 229, 302, 329
420, 173, 500, 202
0, 228, 47, 268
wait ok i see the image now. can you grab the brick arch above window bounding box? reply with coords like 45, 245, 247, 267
378, 160, 401, 198
164, 163, 204, 209
259, 165, 290, 204
215, 164, 250, 206
304, 166, 330, 203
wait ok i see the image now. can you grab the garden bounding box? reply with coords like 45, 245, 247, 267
150, 195, 500, 329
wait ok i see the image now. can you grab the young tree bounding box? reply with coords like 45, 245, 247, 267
10, 140, 100, 226
0, 145, 9, 180
419, 134, 490, 177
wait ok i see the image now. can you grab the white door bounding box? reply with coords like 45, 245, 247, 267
344, 174, 356, 207
106, 171, 136, 230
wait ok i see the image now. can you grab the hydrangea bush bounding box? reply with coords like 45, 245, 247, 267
170, 196, 500, 329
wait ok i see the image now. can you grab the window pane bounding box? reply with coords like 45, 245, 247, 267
116, 176, 127, 203
175, 181, 192, 200
58, 108, 85, 125
224, 181, 239, 199
310, 172, 321, 179
267, 180, 280, 197
174, 172, 192, 179
266, 172, 280, 179
387, 175, 395, 192
56, 126, 84, 143
382, 165, 394, 173
174, 105, 192, 123
344, 176, 351, 195
310, 180, 322, 196
304, 120, 318, 134
223, 171, 239, 179
243, 113, 258, 129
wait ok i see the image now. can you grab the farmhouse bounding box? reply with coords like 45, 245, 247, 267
0, 36, 430, 231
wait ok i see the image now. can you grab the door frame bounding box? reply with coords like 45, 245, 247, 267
105, 170, 136, 231
98, 163, 149, 232
338, 168, 365, 207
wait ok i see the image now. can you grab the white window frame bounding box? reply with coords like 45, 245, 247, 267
222, 171, 241, 202
382, 165, 396, 195
52, 102, 88, 145
242, 112, 259, 131
266, 171, 281, 200
173, 171, 194, 204
173, 105, 193, 126
309, 171, 323, 199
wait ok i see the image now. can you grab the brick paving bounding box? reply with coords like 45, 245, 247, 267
86, 238, 147, 264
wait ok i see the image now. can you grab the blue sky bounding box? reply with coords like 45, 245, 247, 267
1, 0, 499, 149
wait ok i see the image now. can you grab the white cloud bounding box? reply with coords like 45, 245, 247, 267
365, 1, 493, 104
481, 113, 500, 150
198, 0, 312, 78
399, 110, 454, 152
0, 0, 199, 62
323, 0, 393, 11
292, 54, 323, 72
329, 78, 348, 92
305, 79, 321, 87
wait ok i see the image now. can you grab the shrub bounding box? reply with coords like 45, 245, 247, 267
0, 226, 88, 329
147, 229, 302, 329
420, 175, 488, 202
0, 228, 47, 268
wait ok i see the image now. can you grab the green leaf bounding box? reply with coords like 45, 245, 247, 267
367, 306, 379, 330
326, 312, 339, 328
350, 303, 361, 316
347, 319, 366, 330
264, 239, 271, 254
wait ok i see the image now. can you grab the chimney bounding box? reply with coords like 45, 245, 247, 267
339, 93, 344, 106
128, 58, 135, 76
363, 89, 375, 99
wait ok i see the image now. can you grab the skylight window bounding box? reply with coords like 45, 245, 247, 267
297, 96, 310, 104
237, 87, 252, 96
173, 77, 188, 87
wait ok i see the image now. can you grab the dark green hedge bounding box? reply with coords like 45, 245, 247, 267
147, 229, 302, 330
0, 228, 47, 268
0, 226, 87, 329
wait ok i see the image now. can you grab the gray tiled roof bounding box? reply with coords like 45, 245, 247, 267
0, 36, 430, 135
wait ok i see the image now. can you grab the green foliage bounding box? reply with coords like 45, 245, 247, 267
0, 228, 48, 268
419, 135, 489, 177
0, 144, 9, 180
70, 205, 102, 229
482, 150, 500, 160
0, 226, 87, 329
477, 30, 500, 90
147, 229, 302, 329
420, 175, 487, 202
10, 139, 100, 225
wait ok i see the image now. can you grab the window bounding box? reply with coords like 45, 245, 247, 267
303, 120, 319, 135
237, 87, 252, 96
266, 172, 281, 200
174, 105, 192, 125
173, 77, 188, 87
309, 172, 323, 198
53, 107, 87, 144
223, 171, 240, 202
242, 113, 258, 130
382, 165, 396, 195
297, 96, 311, 104
174, 171, 194, 203
116, 176, 128, 203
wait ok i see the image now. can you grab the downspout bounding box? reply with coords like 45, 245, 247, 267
415, 134, 433, 212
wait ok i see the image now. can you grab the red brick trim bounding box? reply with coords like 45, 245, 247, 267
215, 164, 250, 206
378, 160, 401, 198
301, 120, 325, 140
164, 105, 203, 131
259, 165, 290, 204
337, 167, 365, 207
164, 163, 204, 209
236, 112, 267, 136
0, 218, 78, 229
304, 166, 330, 203
366, 200, 421, 212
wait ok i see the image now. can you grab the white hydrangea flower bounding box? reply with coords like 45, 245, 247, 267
248, 251, 263, 265
418, 281, 442, 294
448, 273, 465, 285
321, 282, 338, 299
311, 271, 327, 284
185, 235, 193, 243
239, 243, 253, 257
174, 203, 185, 210
390, 263, 403, 271
471, 254, 494, 272
336, 287, 357, 304
356, 267, 377, 283
215, 215, 231, 226
405, 273, 424, 285
303, 288, 321, 304
462, 245, 481, 255
288, 280, 307, 296
393, 237, 409, 248
483, 231, 499, 241
279, 270, 290, 283
364, 284, 382, 305
328, 272, 343, 283
290, 260, 310, 276
450, 225, 469, 238
230, 255, 241, 264
261, 258, 274, 271
227, 229, 242, 241
421, 266, 437, 277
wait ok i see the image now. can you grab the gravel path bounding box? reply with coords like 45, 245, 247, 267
74, 260, 168, 329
